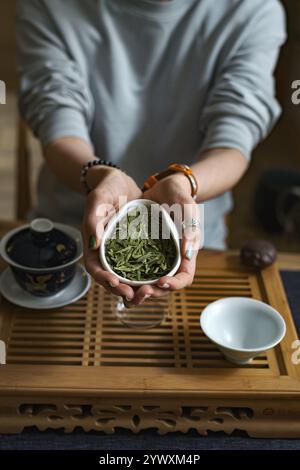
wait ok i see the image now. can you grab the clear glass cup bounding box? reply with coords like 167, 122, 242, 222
111, 294, 170, 330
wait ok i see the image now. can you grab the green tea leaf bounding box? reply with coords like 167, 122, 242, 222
105, 205, 177, 281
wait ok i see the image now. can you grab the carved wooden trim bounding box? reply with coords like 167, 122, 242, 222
1, 397, 300, 438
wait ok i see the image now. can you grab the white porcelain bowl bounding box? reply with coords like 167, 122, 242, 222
100, 199, 181, 287
200, 297, 286, 365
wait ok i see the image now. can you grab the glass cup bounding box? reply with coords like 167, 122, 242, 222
111, 294, 170, 330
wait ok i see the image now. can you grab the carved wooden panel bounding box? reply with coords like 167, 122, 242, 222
1, 397, 300, 438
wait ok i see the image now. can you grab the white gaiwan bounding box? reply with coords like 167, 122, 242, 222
99, 199, 181, 287
200, 297, 286, 365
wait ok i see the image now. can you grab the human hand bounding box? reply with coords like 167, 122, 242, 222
126, 172, 202, 306
83, 166, 142, 301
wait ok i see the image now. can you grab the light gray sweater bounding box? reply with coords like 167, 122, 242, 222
16, 0, 286, 248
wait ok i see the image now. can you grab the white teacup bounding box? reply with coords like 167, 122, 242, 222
99, 199, 181, 287
200, 297, 286, 365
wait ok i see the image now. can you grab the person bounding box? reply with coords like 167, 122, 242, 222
16, 0, 286, 305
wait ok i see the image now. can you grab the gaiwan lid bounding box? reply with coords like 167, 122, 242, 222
6, 218, 77, 269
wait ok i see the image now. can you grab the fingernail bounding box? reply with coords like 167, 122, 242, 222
185, 246, 193, 260
109, 282, 118, 288
160, 283, 170, 289
139, 294, 151, 304
126, 296, 133, 302
88, 235, 97, 249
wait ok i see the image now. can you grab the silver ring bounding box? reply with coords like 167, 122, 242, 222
182, 217, 201, 230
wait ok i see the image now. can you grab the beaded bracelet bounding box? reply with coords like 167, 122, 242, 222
80, 159, 121, 194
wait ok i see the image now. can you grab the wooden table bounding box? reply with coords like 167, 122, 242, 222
0, 220, 300, 438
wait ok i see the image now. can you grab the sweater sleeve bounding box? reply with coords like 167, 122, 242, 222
199, 0, 287, 160
16, 0, 94, 148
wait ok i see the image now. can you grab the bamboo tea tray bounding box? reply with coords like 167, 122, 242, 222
0, 250, 300, 438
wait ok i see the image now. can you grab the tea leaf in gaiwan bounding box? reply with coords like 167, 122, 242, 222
105, 206, 177, 281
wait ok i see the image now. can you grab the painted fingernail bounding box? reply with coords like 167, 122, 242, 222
88, 235, 97, 249
185, 246, 193, 261
160, 283, 170, 289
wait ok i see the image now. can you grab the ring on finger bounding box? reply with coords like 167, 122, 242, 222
182, 217, 201, 230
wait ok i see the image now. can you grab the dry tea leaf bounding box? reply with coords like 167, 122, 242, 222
105, 206, 176, 281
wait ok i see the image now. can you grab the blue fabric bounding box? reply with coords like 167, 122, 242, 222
0, 271, 299, 450
0, 428, 300, 451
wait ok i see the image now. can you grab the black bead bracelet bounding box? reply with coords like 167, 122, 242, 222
80, 159, 121, 194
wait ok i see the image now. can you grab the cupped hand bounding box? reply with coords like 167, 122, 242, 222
83, 166, 142, 301
126, 172, 202, 307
